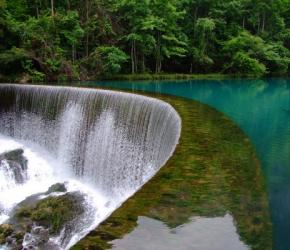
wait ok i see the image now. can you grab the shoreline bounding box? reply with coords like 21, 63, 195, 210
1, 73, 289, 84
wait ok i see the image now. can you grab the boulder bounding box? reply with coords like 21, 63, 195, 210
0, 184, 85, 249
0, 149, 28, 184
45, 183, 67, 195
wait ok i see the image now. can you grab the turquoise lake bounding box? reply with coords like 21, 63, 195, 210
85, 78, 290, 250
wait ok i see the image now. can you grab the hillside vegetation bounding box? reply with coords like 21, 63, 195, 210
0, 0, 289, 82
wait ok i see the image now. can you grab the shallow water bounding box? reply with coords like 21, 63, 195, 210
86, 78, 290, 250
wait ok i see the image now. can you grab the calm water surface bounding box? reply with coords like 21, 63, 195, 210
87, 78, 290, 250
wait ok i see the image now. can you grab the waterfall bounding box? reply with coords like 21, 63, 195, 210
0, 84, 181, 249
0, 84, 181, 197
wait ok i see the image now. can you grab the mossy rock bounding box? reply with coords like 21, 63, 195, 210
45, 183, 67, 195
0, 149, 23, 161
0, 224, 13, 244
0, 185, 86, 249
16, 192, 85, 234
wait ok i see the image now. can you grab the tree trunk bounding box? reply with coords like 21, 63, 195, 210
141, 52, 145, 73
134, 40, 138, 73
51, 0, 54, 16
86, 34, 89, 57
155, 31, 161, 73
85, 0, 89, 57
36, 6, 39, 18
67, 0, 71, 10
72, 44, 75, 63
242, 17, 245, 29
193, 6, 199, 39
261, 12, 266, 32
131, 40, 135, 74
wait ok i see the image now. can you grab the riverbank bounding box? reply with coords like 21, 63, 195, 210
101, 73, 232, 81
0, 73, 267, 84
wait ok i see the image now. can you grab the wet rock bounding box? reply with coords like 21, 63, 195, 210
45, 183, 67, 194
22, 226, 49, 249
0, 224, 13, 244
0, 149, 25, 162
0, 224, 24, 249
1, 190, 85, 249
0, 148, 28, 184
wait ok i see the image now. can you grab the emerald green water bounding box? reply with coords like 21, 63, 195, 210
86, 78, 290, 250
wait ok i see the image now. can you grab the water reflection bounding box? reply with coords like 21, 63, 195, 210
112, 215, 248, 250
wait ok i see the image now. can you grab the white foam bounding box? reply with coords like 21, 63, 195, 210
61, 180, 116, 249
0, 136, 22, 153
0, 136, 57, 213
0, 135, 115, 249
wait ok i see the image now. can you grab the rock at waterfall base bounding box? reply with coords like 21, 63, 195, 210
0, 184, 85, 250
0, 148, 28, 184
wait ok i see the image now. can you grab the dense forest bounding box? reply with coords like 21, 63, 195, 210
0, 0, 290, 82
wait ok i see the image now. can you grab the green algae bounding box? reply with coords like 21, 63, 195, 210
71, 93, 272, 250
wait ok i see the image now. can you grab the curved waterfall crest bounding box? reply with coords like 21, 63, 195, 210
0, 84, 181, 198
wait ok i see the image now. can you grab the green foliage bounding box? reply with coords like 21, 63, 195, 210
191, 47, 214, 68
22, 59, 45, 82
261, 42, 290, 74
1, 7, 84, 81
93, 46, 128, 75
231, 52, 266, 76
0, 0, 289, 81
223, 31, 289, 75
58, 11, 84, 46
0, 47, 26, 65
0, 0, 6, 9
196, 18, 215, 34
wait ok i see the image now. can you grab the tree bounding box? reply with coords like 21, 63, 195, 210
223, 31, 289, 75
114, 0, 151, 74
1, 0, 290, 81
85, 46, 128, 76
51, 0, 54, 16
142, 0, 187, 73
190, 17, 215, 72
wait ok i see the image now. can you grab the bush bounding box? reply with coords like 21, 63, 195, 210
231, 52, 266, 76
223, 31, 290, 76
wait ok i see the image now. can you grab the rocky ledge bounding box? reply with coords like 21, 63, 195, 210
0, 183, 86, 250
0, 148, 28, 184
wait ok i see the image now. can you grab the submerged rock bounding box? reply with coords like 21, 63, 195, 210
0, 184, 86, 249
0, 148, 28, 184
